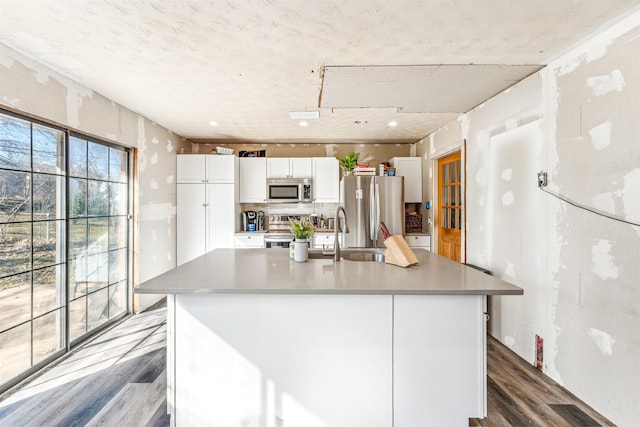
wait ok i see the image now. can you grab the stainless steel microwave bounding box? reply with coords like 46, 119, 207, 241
267, 178, 312, 203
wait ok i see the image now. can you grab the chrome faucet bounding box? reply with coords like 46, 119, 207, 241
333, 205, 348, 262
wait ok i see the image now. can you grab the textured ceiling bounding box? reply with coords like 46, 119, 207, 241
0, 0, 638, 144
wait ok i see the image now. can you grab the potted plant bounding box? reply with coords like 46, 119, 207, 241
338, 152, 360, 176
289, 217, 313, 262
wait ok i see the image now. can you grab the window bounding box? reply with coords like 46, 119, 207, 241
440, 155, 462, 231
67, 136, 129, 343
0, 111, 130, 391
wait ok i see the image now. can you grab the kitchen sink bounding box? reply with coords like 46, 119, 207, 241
307, 249, 386, 262
342, 252, 385, 262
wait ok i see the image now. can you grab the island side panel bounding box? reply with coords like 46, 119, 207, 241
167, 295, 175, 422
393, 295, 486, 427
174, 294, 393, 427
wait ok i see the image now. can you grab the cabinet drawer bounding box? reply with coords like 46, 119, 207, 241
235, 235, 265, 248
406, 235, 430, 248
312, 233, 343, 248
313, 234, 335, 248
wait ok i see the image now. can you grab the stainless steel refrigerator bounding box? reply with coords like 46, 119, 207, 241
340, 175, 405, 248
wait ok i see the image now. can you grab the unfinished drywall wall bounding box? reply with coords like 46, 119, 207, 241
417, 12, 640, 425
544, 16, 640, 424
188, 142, 412, 165
0, 44, 189, 312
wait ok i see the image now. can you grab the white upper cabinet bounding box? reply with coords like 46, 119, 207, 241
290, 158, 313, 177
239, 157, 267, 203
312, 157, 339, 202
266, 158, 290, 178
177, 155, 206, 183
390, 157, 422, 203
267, 157, 313, 178
177, 154, 236, 183
206, 155, 236, 183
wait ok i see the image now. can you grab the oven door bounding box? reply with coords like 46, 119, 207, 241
264, 236, 294, 249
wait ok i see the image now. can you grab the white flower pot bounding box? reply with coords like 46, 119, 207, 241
293, 239, 308, 262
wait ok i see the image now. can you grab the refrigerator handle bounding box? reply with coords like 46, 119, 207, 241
375, 181, 381, 242
369, 178, 376, 241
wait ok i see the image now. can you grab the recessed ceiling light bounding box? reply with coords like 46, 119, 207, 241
388, 120, 398, 127
289, 111, 319, 120
299, 121, 309, 127
209, 121, 218, 126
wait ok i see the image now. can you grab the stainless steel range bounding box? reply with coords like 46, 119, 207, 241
264, 214, 309, 249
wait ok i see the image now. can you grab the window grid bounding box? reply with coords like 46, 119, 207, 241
0, 110, 130, 392
441, 159, 462, 231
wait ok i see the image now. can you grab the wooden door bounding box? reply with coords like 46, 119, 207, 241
438, 151, 462, 262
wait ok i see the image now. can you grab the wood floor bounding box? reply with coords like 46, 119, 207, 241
0, 303, 169, 427
0, 301, 614, 427
470, 336, 614, 426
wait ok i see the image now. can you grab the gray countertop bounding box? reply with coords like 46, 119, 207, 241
135, 248, 523, 296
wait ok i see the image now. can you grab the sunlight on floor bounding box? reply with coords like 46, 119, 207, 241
0, 308, 166, 407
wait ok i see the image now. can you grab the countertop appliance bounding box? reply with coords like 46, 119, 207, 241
242, 210, 257, 232
264, 214, 309, 248
256, 210, 265, 231
341, 175, 405, 248
267, 178, 312, 203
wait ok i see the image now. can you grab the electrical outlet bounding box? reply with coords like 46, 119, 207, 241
537, 171, 548, 188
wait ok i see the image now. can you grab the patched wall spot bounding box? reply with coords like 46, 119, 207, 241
475, 168, 487, 186
501, 168, 513, 181
622, 168, 640, 221
588, 328, 615, 355
591, 239, 618, 280
591, 192, 615, 215
588, 120, 612, 151
324, 144, 338, 157
504, 262, 516, 279
504, 335, 515, 347
586, 69, 625, 96
501, 191, 515, 206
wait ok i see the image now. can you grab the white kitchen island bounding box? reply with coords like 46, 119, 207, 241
135, 248, 522, 427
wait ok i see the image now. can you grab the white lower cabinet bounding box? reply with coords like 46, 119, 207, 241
208, 184, 236, 250
177, 182, 236, 266
177, 184, 207, 266
170, 293, 487, 427
393, 295, 486, 426
174, 294, 393, 427
234, 234, 265, 248
406, 234, 431, 251
312, 233, 335, 249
